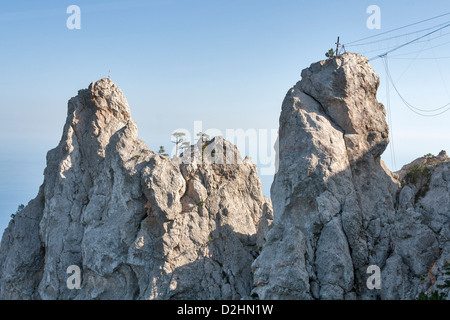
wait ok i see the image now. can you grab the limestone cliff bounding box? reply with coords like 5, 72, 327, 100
1, 53, 449, 301
252, 52, 450, 300
0, 78, 273, 299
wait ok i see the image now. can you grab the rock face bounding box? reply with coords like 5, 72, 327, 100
2, 53, 449, 301
388, 150, 450, 300
252, 53, 450, 300
0, 78, 273, 299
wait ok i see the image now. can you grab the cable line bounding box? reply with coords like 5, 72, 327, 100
355, 30, 450, 56
345, 20, 450, 47
431, 45, 450, 100
393, 40, 429, 82
388, 38, 450, 57
383, 58, 397, 170
346, 12, 450, 45
369, 23, 450, 60
381, 56, 450, 116
389, 55, 450, 60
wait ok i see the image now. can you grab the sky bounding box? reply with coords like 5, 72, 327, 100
1, 0, 450, 234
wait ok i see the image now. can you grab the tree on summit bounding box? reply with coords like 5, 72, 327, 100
325, 48, 335, 58
196, 132, 210, 144
180, 141, 191, 153
172, 132, 186, 157
158, 146, 169, 156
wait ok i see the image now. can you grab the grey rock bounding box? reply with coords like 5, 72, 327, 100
0, 192, 44, 299
2, 53, 450, 301
0, 78, 273, 300
315, 217, 354, 299
253, 52, 450, 300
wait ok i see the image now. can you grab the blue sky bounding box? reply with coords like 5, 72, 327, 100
1, 0, 450, 233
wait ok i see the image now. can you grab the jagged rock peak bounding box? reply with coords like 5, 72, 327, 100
69, 78, 131, 124
59, 78, 134, 165
0, 79, 273, 300
253, 52, 450, 300
396, 149, 449, 178
298, 52, 389, 161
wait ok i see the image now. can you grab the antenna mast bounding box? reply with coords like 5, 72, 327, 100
335, 36, 340, 55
